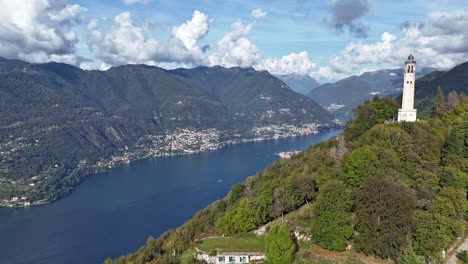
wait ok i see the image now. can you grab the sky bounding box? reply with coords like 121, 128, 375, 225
0, 0, 467, 82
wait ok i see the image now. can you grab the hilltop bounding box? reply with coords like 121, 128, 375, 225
108, 95, 468, 264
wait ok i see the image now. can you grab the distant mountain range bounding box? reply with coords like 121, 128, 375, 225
275, 74, 321, 95
308, 68, 434, 116
0, 57, 336, 204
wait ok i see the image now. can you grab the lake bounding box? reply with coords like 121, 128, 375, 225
0, 129, 341, 264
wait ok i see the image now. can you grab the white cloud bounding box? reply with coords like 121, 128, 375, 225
87, 12, 160, 66
0, 0, 86, 64
171, 10, 210, 64
209, 22, 262, 67
314, 10, 468, 82
85, 13, 317, 76
49, 4, 87, 24
79, 61, 111, 71
251, 8, 267, 19
258, 52, 316, 75
121, 0, 151, 5
86, 10, 212, 67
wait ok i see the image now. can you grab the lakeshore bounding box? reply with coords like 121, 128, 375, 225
1, 123, 338, 208
0, 129, 341, 264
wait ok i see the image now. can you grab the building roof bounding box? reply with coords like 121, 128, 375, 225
406, 54, 416, 64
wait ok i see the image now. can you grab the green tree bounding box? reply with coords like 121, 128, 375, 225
432, 86, 447, 118
289, 173, 317, 205
412, 210, 454, 258
215, 198, 257, 234
311, 180, 353, 251
355, 176, 415, 259
397, 252, 425, 264
441, 120, 468, 168
265, 224, 296, 264
345, 96, 399, 140
343, 146, 377, 188
440, 166, 468, 192
457, 250, 468, 264
228, 183, 245, 205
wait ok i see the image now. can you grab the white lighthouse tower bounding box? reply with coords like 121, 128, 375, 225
398, 55, 417, 122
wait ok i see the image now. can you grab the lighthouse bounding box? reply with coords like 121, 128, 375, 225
398, 55, 417, 122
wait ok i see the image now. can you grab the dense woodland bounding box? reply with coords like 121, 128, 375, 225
107, 94, 468, 264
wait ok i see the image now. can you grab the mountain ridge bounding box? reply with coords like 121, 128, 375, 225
408, 61, 468, 115
308, 67, 434, 116
0, 57, 337, 205
275, 73, 321, 95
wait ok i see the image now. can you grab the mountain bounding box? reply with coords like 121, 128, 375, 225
275, 74, 320, 95
308, 68, 433, 116
108, 96, 468, 264
402, 61, 468, 116
0, 58, 336, 204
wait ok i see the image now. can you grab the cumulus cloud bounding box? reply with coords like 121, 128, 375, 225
87, 12, 160, 66
87, 10, 211, 67
328, 0, 370, 38
171, 10, 210, 64
85, 11, 317, 75
314, 10, 468, 82
259, 52, 316, 75
121, 0, 151, 5
208, 22, 262, 67
251, 8, 267, 19
0, 0, 86, 64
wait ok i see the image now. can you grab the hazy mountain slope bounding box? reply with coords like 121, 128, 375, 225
275, 74, 321, 95
401, 61, 468, 116
308, 68, 433, 115
173, 67, 333, 125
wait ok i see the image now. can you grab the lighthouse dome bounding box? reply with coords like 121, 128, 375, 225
406, 54, 416, 64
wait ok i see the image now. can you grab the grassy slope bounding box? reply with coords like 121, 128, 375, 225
197, 235, 264, 253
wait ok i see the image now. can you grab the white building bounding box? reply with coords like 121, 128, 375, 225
398, 55, 417, 122
196, 251, 265, 264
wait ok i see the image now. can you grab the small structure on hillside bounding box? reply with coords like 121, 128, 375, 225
398, 55, 417, 122
195, 236, 265, 264
196, 251, 265, 264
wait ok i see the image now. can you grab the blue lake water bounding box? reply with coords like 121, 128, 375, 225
0, 130, 341, 264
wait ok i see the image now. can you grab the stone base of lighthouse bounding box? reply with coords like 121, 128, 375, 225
398, 109, 417, 122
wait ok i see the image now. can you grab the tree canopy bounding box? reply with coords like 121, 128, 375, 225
265, 224, 296, 264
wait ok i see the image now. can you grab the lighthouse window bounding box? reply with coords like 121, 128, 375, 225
407, 67, 410, 73
407, 81, 409, 84
411, 65, 414, 73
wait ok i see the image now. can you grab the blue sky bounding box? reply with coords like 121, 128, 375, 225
0, 0, 467, 81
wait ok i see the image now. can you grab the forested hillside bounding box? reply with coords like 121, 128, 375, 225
410, 61, 468, 116
108, 95, 468, 264
0, 58, 335, 205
